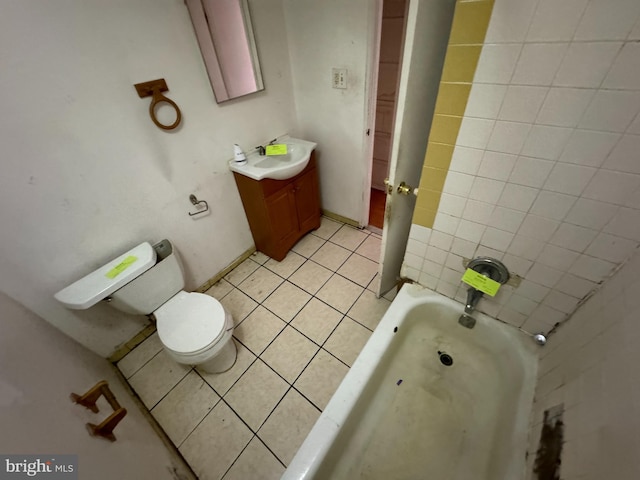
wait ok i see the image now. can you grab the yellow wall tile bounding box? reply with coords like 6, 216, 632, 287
441, 45, 482, 83
416, 187, 442, 211
449, 0, 494, 45
419, 167, 448, 193
424, 142, 455, 169
428, 115, 462, 145
434, 83, 472, 116
412, 205, 438, 228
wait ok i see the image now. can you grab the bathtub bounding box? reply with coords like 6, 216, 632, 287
283, 283, 538, 480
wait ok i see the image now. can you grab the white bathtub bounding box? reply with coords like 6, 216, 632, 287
284, 283, 538, 480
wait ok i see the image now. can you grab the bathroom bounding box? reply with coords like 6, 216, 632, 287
2, 0, 640, 478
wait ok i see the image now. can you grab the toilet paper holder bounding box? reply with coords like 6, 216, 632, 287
134, 78, 182, 131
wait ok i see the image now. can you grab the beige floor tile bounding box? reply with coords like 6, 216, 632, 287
329, 225, 369, 251
258, 389, 320, 466
205, 279, 234, 300
316, 274, 364, 314
337, 253, 379, 287
290, 298, 343, 345
199, 340, 256, 396
223, 437, 285, 480
294, 349, 349, 410
291, 233, 325, 258
180, 401, 253, 480
367, 272, 381, 293
356, 234, 382, 261
261, 326, 319, 383
151, 370, 220, 446
310, 242, 351, 271
288, 260, 332, 295
225, 258, 260, 286
250, 251, 270, 264
224, 360, 289, 431
238, 267, 283, 303
234, 306, 286, 355
128, 350, 191, 408
220, 288, 258, 324
347, 289, 392, 331
262, 281, 311, 322
264, 251, 305, 278
323, 317, 372, 366
313, 216, 342, 239
117, 332, 163, 379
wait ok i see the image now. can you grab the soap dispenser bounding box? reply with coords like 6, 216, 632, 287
233, 144, 247, 165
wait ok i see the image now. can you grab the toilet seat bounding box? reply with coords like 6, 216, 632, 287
155, 291, 227, 355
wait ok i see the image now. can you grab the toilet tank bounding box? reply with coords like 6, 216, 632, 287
109, 239, 185, 315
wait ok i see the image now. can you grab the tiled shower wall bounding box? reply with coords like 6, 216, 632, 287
525, 245, 640, 479
402, 0, 640, 334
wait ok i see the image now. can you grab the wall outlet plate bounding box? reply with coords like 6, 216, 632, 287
332, 68, 347, 89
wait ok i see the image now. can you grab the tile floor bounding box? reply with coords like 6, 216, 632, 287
117, 217, 394, 480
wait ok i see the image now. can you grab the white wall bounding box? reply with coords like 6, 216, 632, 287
0, 292, 193, 479
0, 0, 298, 356
283, 0, 378, 224
527, 245, 640, 479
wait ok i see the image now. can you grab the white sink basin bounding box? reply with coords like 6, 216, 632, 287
229, 136, 317, 181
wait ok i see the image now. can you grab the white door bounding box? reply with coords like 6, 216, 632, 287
377, 0, 456, 295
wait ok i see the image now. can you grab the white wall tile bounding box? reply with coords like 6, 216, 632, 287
484, 0, 538, 43
520, 314, 556, 334
558, 129, 621, 167
445, 252, 465, 272
623, 187, 640, 209
442, 171, 475, 197
569, 254, 616, 282
527, 304, 567, 328
507, 294, 539, 316
476, 245, 506, 261
579, 90, 640, 133
450, 237, 477, 258
536, 88, 595, 127
489, 206, 526, 233
456, 117, 495, 149
511, 43, 569, 86
440, 267, 462, 286
462, 199, 495, 225
574, 0, 640, 41
509, 157, 554, 188
474, 44, 522, 84
582, 170, 640, 205
429, 230, 454, 251
585, 232, 638, 263
521, 125, 573, 160
516, 279, 551, 302
518, 214, 560, 242
507, 235, 545, 261
564, 198, 618, 230
409, 224, 432, 244
502, 252, 534, 275
537, 243, 580, 271
498, 86, 548, 123
604, 207, 640, 241
487, 121, 531, 154
455, 219, 486, 243
425, 245, 448, 265
497, 183, 539, 212
603, 42, 640, 90
550, 222, 598, 252
553, 42, 622, 88
602, 134, 640, 174
417, 271, 438, 290
555, 273, 597, 299
450, 146, 483, 175
526, 0, 588, 42
497, 306, 528, 327
542, 290, 580, 314
543, 163, 597, 196
526, 262, 565, 288
530, 190, 577, 221
422, 259, 443, 278
627, 113, 640, 135
438, 193, 466, 217
432, 213, 460, 236
477, 151, 517, 181
465, 84, 507, 119
402, 264, 420, 282
468, 177, 505, 204
406, 238, 428, 257
481, 227, 514, 251
403, 252, 423, 270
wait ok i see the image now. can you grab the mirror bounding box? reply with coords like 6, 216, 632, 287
186, 0, 264, 103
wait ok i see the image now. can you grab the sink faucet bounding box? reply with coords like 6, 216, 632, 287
255, 138, 278, 156
465, 287, 484, 314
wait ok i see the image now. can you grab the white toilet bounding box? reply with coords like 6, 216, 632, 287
54, 239, 236, 373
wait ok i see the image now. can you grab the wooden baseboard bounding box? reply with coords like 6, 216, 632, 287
322, 209, 361, 228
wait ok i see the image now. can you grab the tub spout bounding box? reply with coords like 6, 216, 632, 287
465, 287, 484, 314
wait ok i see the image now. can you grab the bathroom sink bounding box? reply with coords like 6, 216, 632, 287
229, 136, 317, 181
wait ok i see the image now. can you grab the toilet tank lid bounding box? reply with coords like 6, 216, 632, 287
54, 242, 156, 310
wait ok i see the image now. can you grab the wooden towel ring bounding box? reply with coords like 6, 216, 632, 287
134, 79, 182, 130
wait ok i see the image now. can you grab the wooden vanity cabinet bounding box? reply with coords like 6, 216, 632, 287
233, 152, 321, 261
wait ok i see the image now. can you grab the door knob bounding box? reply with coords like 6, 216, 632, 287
397, 181, 418, 196
383, 178, 393, 195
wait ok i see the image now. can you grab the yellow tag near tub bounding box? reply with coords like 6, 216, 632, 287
266, 144, 288, 156
461, 268, 501, 297
105, 256, 138, 279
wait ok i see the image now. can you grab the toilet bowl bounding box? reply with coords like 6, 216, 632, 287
54, 239, 236, 373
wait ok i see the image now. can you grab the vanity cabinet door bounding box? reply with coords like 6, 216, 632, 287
265, 186, 299, 251
293, 167, 321, 235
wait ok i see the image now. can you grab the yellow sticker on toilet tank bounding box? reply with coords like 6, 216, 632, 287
461, 268, 501, 297
266, 144, 288, 156
105, 255, 138, 279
